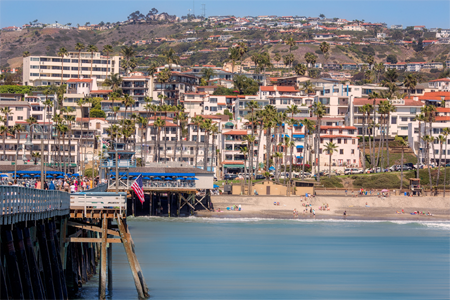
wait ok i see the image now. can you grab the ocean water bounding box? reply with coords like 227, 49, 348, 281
77, 218, 450, 300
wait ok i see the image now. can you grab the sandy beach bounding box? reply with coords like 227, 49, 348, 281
196, 194, 450, 221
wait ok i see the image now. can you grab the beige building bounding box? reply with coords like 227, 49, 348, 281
23, 52, 120, 86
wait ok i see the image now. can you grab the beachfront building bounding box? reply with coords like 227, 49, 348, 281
318, 125, 360, 169
22, 52, 120, 86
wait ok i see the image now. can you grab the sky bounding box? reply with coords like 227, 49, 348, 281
1, 0, 449, 29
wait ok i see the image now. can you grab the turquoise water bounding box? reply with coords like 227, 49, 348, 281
78, 218, 450, 300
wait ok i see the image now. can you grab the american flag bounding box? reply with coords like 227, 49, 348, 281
131, 174, 145, 205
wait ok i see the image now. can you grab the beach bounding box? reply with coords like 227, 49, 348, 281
198, 194, 450, 220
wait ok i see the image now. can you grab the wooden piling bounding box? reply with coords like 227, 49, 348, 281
128, 229, 149, 298
100, 215, 107, 299
168, 192, 171, 217
177, 193, 181, 216
149, 193, 152, 216
46, 222, 64, 299
117, 217, 145, 299
37, 224, 56, 299
3, 230, 24, 299
107, 219, 113, 293
50, 221, 68, 299
14, 228, 35, 299
23, 227, 45, 299
0, 259, 9, 299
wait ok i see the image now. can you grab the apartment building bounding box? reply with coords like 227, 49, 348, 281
23, 52, 120, 86
428, 78, 450, 91
318, 125, 360, 168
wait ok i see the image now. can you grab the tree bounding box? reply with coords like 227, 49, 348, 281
86, 45, 98, 78
201, 118, 212, 170
415, 113, 426, 178
324, 142, 338, 178
367, 55, 374, 70
1, 107, 13, 158
57, 47, 68, 85
304, 52, 317, 67
228, 47, 241, 73
147, 62, 158, 77
395, 136, 408, 190
283, 54, 294, 70
386, 54, 398, 64
284, 36, 296, 53
319, 42, 330, 65
202, 68, 216, 81
312, 102, 326, 181
102, 44, 113, 79
422, 135, 434, 193
240, 146, 249, 187
75, 42, 85, 78
246, 100, 260, 183
23, 51, 30, 57
233, 75, 259, 95
192, 115, 204, 168
286, 104, 300, 184
359, 104, 371, 172
403, 73, 417, 98
273, 53, 281, 66
301, 119, 316, 180
319, 14, 325, 19
153, 117, 165, 163
436, 134, 445, 188
103, 73, 123, 92
442, 127, 449, 198
294, 63, 307, 76
301, 80, 315, 94
162, 48, 180, 67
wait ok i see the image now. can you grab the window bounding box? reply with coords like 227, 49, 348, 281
210, 98, 217, 103
210, 107, 217, 112
17, 116, 23, 120
16, 107, 23, 111
30, 57, 39, 61
337, 138, 341, 144
391, 117, 397, 124
339, 149, 344, 154
7, 116, 13, 121
400, 127, 408, 131
352, 139, 355, 144
319, 148, 322, 154
434, 150, 439, 154
401, 117, 408, 122
30, 65, 39, 69
205, 106, 209, 110
410, 107, 418, 114
351, 149, 354, 154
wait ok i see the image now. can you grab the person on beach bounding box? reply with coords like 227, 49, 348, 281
343, 210, 347, 219
293, 209, 296, 218
345, 190, 348, 196
313, 209, 315, 217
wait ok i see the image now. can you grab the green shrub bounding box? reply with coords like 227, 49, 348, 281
352, 173, 401, 189
321, 176, 343, 188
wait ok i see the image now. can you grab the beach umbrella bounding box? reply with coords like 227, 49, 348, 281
143, 177, 151, 180
46, 175, 53, 178
191, 177, 199, 180
23, 175, 31, 178
269, 166, 275, 171
213, 184, 219, 188
121, 176, 127, 180
153, 177, 161, 180
56, 175, 64, 179
0, 174, 8, 177
381, 189, 389, 192
72, 173, 80, 177
132, 176, 138, 180
164, 177, 173, 181
34, 175, 41, 178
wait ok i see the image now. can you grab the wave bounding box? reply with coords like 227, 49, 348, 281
130, 216, 450, 229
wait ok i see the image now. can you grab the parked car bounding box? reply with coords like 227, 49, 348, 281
404, 163, 415, 169
446, 163, 450, 167
344, 168, 362, 175
400, 165, 413, 171
224, 174, 238, 180
255, 175, 265, 180
389, 165, 400, 172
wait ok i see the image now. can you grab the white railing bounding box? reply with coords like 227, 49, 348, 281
70, 192, 127, 217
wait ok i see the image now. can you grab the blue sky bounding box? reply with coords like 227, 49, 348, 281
1, 0, 449, 28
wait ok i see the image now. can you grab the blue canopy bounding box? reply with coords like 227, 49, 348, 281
188, 177, 199, 180
296, 156, 304, 159
296, 145, 304, 148
213, 184, 219, 188
269, 166, 275, 171
164, 177, 173, 181
293, 134, 305, 138
72, 173, 79, 177
110, 172, 195, 177
153, 177, 162, 180
56, 175, 64, 179
175, 177, 185, 180
9, 170, 65, 175
34, 175, 41, 178
0, 174, 8, 177
23, 175, 31, 178
121, 176, 127, 180
132, 176, 138, 179
143, 177, 151, 180
46, 175, 53, 178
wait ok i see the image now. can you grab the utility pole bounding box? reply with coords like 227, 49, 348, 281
201, 4, 205, 18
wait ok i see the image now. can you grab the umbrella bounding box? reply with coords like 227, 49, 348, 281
46, 175, 53, 178
23, 175, 31, 178
34, 175, 41, 178
175, 177, 185, 180
213, 184, 219, 188
381, 189, 389, 192
191, 177, 199, 180
143, 177, 151, 180
0, 174, 8, 177
269, 166, 275, 171
153, 177, 161, 180
56, 176, 64, 179
132, 176, 138, 180
121, 176, 127, 180
164, 177, 173, 181
72, 173, 79, 177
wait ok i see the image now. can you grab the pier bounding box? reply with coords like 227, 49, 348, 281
0, 184, 149, 299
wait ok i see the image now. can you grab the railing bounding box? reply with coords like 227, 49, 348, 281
84, 183, 108, 193
70, 192, 127, 217
0, 186, 70, 225
101, 159, 136, 168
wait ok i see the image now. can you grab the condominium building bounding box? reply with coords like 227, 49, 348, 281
23, 51, 120, 86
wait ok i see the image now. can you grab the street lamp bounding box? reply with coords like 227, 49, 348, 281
101, 151, 110, 183
24, 124, 45, 190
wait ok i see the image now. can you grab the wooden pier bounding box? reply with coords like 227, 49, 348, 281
1, 185, 149, 299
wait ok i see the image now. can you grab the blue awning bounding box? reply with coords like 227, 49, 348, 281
293, 134, 305, 138
294, 123, 303, 127
296, 145, 304, 148
296, 156, 304, 159
109, 172, 196, 177
272, 134, 289, 138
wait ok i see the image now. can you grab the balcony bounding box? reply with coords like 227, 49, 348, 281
101, 159, 136, 168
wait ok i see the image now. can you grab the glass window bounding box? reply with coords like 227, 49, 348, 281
17, 116, 23, 120
30, 57, 40, 61
210, 98, 217, 103
339, 149, 344, 154
391, 117, 397, 124
410, 107, 418, 114
16, 107, 24, 111
401, 117, 408, 122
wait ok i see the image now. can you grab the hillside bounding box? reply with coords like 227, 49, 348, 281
1, 23, 450, 70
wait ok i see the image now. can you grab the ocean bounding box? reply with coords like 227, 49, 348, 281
77, 217, 450, 300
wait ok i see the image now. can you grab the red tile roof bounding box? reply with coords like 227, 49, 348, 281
435, 116, 450, 121
90, 90, 112, 94
436, 107, 450, 113
222, 130, 248, 135
429, 78, 450, 82
321, 126, 356, 130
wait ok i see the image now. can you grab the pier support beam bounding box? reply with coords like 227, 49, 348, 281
4, 230, 24, 300
37, 223, 56, 299
100, 215, 107, 299
14, 228, 35, 299
23, 227, 45, 299
117, 217, 145, 299
108, 220, 113, 294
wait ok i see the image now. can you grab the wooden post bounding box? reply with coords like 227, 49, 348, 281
168, 192, 171, 217
4, 230, 24, 300
60, 216, 68, 267
100, 215, 107, 299
23, 227, 45, 299
149, 193, 152, 216
132, 192, 135, 217
37, 224, 56, 299
177, 193, 181, 216
14, 228, 35, 299
117, 217, 145, 299
47, 222, 65, 299
0, 259, 9, 299
107, 220, 113, 293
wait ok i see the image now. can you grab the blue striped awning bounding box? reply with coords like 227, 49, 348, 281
296, 145, 304, 148
293, 134, 305, 138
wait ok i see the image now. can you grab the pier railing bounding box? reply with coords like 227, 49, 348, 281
84, 183, 108, 193
70, 192, 127, 218
0, 186, 70, 225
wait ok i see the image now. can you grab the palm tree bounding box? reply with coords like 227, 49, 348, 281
26, 116, 37, 159
121, 46, 135, 75
294, 64, 307, 76
395, 136, 408, 190
360, 104, 372, 171
210, 124, 219, 176
192, 115, 204, 168
324, 142, 338, 178
367, 55, 374, 70
304, 52, 317, 68
1, 107, 13, 158
58, 123, 69, 174
161, 48, 180, 68
422, 135, 434, 194
404, 74, 417, 98
153, 117, 165, 163
301, 119, 316, 180
75, 42, 85, 78
283, 54, 295, 71
302, 80, 315, 94
0, 125, 7, 160
442, 127, 449, 198
102, 44, 113, 79
262, 105, 276, 171
66, 114, 75, 171
319, 42, 330, 66
147, 62, 158, 78
9, 124, 24, 178
121, 94, 135, 120
423, 104, 437, 165
312, 102, 326, 181
202, 68, 216, 82
172, 105, 183, 161
284, 36, 296, 53
240, 146, 249, 188
381, 101, 396, 168
274, 152, 283, 183
228, 47, 240, 72
57, 47, 68, 85
86, 45, 98, 78
273, 53, 281, 67
415, 113, 426, 178
436, 134, 445, 187
31, 152, 41, 165
201, 119, 212, 170
137, 116, 148, 166
243, 134, 256, 194
103, 73, 123, 92
246, 100, 260, 178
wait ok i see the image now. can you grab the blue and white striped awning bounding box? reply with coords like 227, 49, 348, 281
293, 134, 305, 138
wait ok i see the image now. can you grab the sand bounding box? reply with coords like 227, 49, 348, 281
196, 195, 450, 221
